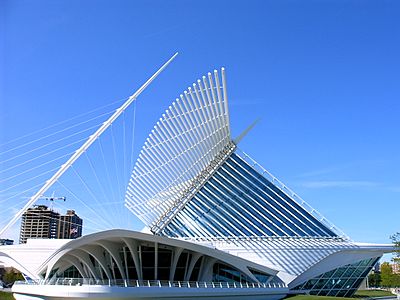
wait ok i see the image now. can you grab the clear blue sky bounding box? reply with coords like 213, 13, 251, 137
1, 0, 399, 250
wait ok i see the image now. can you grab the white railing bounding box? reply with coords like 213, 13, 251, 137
15, 278, 286, 289
181, 235, 348, 242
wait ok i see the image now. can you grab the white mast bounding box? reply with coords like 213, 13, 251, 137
0, 53, 178, 237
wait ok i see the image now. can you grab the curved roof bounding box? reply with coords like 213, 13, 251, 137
0, 251, 37, 279
0, 239, 69, 280
40, 229, 279, 282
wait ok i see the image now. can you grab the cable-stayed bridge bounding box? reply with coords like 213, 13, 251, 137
0, 54, 178, 239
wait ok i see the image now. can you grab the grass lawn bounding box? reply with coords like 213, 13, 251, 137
286, 290, 395, 300
354, 290, 395, 297
0, 291, 15, 300
0, 289, 393, 300
287, 295, 353, 300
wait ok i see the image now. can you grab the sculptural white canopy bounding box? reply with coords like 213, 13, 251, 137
125, 69, 233, 233
124, 68, 346, 239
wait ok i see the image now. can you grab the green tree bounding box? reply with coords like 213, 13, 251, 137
368, 272, 381, 287
381, 262, 393, 287
2, 269, 24, 285
380, 261, 400, 288
390, 232, 400, 287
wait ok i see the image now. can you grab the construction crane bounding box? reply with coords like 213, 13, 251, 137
38, 195, 66, 210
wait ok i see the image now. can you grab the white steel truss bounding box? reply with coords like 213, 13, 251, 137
125, 69, 231, 232
181, 235, 358, 277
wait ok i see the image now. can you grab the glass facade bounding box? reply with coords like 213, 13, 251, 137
123, 244, 176, 281
292, 257, 380, 297
250, 269, 272, 283
162, 153, 336, 238
62, 265, 82, 278
213, 263, 252, 283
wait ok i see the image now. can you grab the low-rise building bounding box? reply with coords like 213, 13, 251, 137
0, 239, 14, 246
392, 263, 400, 274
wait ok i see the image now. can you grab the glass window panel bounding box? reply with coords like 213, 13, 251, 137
331, 267, 347, 278
344, 288, 357, 297
334, 278, 350, 289
249, 269, 271, 283
196, 189, 250, 236
221, 168, 293, 235
212, 188, 275, 235
158, 248, 172, 268
189, 258, 203, 281
327, 289, 340, 297
230, 154, 337, 237
342, 267, 356, 278
323, 278, 339, 290
174, 252, 189, 281
321, 269, 336, 279
312, 279, 328, 290
123, 249, 138, 280
213, 262, 252, 284
358, 258, 373, 267
316, 290, 331, 296
343, 278, 357, 289
336, 290, 348, 297
224, 161, 305, 233
293, 257, 383, 296
183, 200, 224, 236
203, 180, 262, 236
351, 267, 364, 278
217, 167, 287, 236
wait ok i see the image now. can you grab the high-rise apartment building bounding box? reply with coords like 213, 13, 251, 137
19, 205, 83, 244
58, 210, 83, 239
19, 205, 60, 244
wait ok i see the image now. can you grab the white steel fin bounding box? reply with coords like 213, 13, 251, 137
125, 68, 231, 231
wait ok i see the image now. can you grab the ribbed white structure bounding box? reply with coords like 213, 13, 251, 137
38, 229, 278, 281
11, 230, 289, 300
125, 69, 231, 231
180, 235, 392, 294
182, 236, 357, 277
